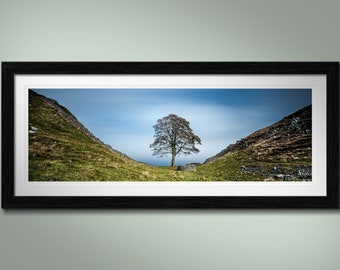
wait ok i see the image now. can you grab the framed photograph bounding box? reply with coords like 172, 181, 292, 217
2, 62, 339, 208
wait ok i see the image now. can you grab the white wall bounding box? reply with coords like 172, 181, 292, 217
1, 1, 340, 270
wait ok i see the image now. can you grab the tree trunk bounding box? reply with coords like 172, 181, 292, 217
171, 154, 176, 167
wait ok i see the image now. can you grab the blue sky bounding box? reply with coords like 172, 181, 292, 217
33, 88, 311, 166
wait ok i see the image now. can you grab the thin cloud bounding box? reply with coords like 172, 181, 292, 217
98, 103, 272, 165
33, 88, 311, 166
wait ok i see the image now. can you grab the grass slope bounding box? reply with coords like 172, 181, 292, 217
29, 90, 311, 182
29, 90, 184, 181
200, 105, 312, 181
198, 149, 311, 181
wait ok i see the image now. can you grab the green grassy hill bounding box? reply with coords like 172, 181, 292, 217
200, 105, 312, 181
29, 90, 184, 181
29, 90, 311, 182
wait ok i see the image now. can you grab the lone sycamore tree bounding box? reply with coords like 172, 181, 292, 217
150, 114, 202, 167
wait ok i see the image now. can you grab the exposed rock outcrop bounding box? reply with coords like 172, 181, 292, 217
238, 164, 312, 181
177, 164, 197, 172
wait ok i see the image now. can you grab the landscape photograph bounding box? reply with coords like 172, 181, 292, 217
28, 88, 312, 182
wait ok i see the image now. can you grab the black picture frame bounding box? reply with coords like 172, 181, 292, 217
2, 62, 339, 209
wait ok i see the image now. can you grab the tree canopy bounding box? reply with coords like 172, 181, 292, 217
150, 114, 201, 166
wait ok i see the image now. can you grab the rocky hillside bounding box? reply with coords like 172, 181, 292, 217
35, 90, 132, 160
205, 105, 311, 164
201, 105, 312, 181
28, 90, 312, 182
